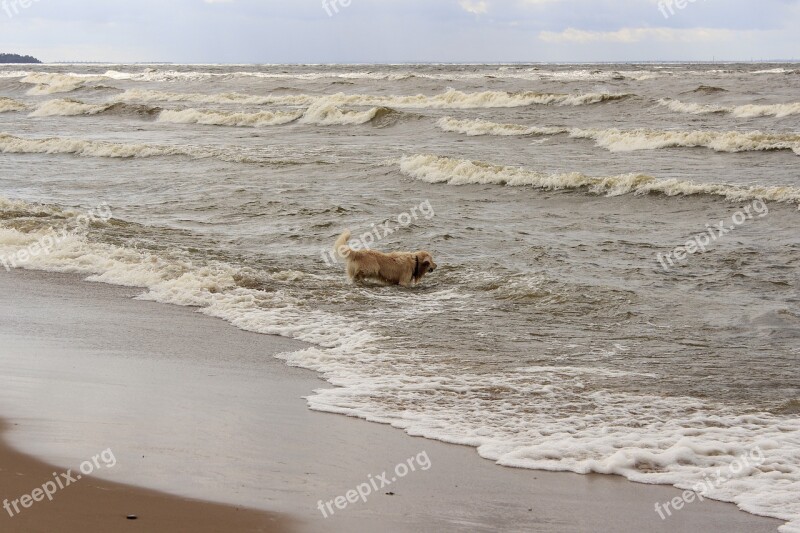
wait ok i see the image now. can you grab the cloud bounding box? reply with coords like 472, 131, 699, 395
539, 27, 737, 43
459, 0, 489, 14
1, 0, 798, 62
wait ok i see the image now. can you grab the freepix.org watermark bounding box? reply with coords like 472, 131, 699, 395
322, 0, 352, 17
657, 199, 768, 271
1, 0, 42, 19
3, 448, 117, 518
0, 203, 112, 272
654, 446, 765, 520
321, 199, 435, 266
658, 0, 706, 19
317, 451, 431, 518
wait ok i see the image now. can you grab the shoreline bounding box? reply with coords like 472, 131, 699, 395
0, 268, 785, 532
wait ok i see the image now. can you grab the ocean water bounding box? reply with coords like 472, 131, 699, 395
1, 63, 799, 530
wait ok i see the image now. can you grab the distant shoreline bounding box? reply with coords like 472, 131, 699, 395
0, 53, 41, 64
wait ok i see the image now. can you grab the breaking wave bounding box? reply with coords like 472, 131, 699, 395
396, 154, 800, 206
29, 98, 110, 117
158, 108, 304, 127
571, 128, 800, 155
0, 97, 26, 113
20, 72, 105, 95
158, 103, 402, 127
297, 102, 402, 126
656, 98, 728, 115
0, 132, 329, 165
114, 88, 315, 106
436, 117, 800, 155
28, 99, 163, 119
100, 68, 659, 82
658, 98, 800, 118
22, 97, 406, 128
437, 117, 568, 136
115, 88, 631, 110
0, 132, 197, 159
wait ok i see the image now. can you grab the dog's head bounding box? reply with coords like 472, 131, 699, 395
416, 251, 437, 280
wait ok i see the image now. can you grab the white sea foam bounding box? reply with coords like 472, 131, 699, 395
158, 101, 399, 127
114, 88, 316, 106
324, 89, 631, 109
658, 98, 800, 118
437, 117, 569, 136
158, 108, 303, 127
656, 98, 728, 115
0, 132, 196, 159
102, 68, 417, 82
436, 117, 800, 155
1, 195, 798, 532
570, 128, 800, 155
29, 98, 110, 117
752, 68, 796, 74
0, 132, 315, 164
732, 103, 800, 118
0, 70, 30, 79
6, 67, 794, 87
102, 68, 657, 82
20, 72, 105, 95
0, 97, 27, 113
396, 154, 800, 205
32, 95, 395, 127
297, 101, 396, 125
115, 88, 630, 110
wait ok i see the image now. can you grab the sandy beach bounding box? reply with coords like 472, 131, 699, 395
0, 269, 784, 532
0, 419, 290, 532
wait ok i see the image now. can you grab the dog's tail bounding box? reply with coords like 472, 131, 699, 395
333, 230, 352, 259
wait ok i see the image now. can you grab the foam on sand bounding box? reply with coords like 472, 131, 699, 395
397, 154, 800, 205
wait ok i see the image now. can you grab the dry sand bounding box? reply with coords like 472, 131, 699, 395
0, 269, 785, 532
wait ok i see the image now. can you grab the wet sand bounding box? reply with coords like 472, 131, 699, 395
0, 419, 291, 532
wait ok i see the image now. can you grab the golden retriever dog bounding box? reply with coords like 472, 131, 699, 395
334, 230, 437, 287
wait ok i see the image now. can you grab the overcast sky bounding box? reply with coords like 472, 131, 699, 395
1, 0, 799, 63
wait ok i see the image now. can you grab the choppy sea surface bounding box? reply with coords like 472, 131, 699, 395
1, 63, 799, 530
